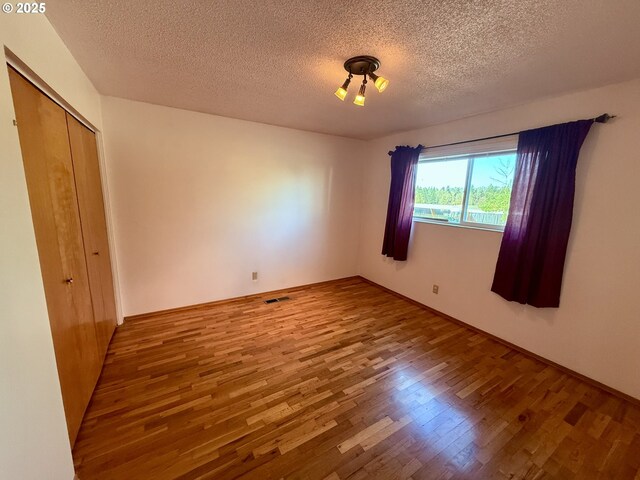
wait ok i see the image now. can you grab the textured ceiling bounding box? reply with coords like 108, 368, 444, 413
45, 0, 640, 140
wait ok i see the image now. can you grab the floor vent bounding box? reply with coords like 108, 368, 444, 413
264, 296, 291, 304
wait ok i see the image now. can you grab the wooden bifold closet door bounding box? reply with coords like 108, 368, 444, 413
66, 114, 118, 361
8, 66, 116, 446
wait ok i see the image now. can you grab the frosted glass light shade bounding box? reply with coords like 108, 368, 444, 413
374, 76, 389, 92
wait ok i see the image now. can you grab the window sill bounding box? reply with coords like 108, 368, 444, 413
412, 217, 504, 233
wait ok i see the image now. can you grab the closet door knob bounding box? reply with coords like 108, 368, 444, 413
65, 278, 74, 284
92, 251, 100, 256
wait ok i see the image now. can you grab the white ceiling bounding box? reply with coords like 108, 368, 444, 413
46, 0, 640, 140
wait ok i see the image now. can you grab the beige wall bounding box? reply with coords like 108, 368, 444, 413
101, 96, 364, 316
358, 79, 640, 400
0, 13, 104, 480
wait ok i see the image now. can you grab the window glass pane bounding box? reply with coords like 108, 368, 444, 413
465, 153, 516, 227
414, 158, 468, 224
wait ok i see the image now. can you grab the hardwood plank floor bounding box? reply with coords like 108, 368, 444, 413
73, 277, 640, 479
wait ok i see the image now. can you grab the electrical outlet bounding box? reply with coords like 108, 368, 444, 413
432, 284, 439, 294
252, 271, 258, 281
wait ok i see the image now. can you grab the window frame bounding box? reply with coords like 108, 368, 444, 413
413, 136, 519, 232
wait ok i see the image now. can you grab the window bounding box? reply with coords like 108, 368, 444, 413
413, 138, 518, 231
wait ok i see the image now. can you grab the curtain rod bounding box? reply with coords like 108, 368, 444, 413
423, 113, 616, 151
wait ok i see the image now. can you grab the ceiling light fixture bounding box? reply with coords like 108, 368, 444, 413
335, 55, 388, 106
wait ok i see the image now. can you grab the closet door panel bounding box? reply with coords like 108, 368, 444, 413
67, 114, 117, 359
8, 67, 101, 445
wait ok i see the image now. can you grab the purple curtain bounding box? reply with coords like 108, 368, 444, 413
381, 145, 424, 261
491, 120, 594, 307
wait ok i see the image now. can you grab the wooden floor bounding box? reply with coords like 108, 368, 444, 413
73, 277, 640, 479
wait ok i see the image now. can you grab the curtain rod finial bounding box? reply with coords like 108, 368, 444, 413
594, 113, 616, 123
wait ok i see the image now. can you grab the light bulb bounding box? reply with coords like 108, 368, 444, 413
374, 76, 389, 92
334, 87, 347, 101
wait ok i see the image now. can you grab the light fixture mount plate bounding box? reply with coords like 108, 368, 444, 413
344, 56, 380, 75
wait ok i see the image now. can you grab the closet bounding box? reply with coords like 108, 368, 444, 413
8, 66, 117, 446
